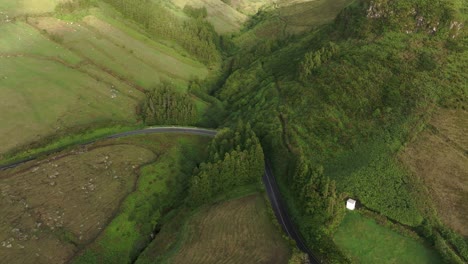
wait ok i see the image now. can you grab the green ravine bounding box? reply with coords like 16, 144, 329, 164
0, 0, 467, 263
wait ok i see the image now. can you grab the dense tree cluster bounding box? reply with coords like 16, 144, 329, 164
214, 0, 466, 261
137, 82, 197, 125
299, 42, 338, 81
292, 155, 344, 232
102, 0, 220, 64
188, 122, 264, 205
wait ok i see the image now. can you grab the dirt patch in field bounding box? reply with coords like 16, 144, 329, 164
400, 109, 468, 236
0, 144, 155, 264
28, 16, 76, 35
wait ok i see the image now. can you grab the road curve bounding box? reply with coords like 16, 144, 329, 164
0, 126, 319, 263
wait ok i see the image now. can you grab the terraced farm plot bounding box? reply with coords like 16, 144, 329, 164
0, 7, 211, 155
29, 15, 208, 89
82, 16, 208, 83
0, 21, 81, 63
334, 212, 442, 264
139, 194, 290, 264
0, 20, 142, 155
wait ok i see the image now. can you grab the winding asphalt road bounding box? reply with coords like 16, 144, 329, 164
0, 126, 320, 263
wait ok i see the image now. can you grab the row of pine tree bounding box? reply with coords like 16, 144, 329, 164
137, 82, 197, 125
188, 122, 264, 205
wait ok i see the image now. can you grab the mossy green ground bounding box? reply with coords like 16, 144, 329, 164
334, 212, 442, 264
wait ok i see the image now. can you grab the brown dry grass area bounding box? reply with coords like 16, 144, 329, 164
0, 144, 155, 264
400, 109, 468, 236
168, 194, 290, 264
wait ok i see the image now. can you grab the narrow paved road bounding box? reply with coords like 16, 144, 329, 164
263, 162, 321, 263
0, 126, 319, 263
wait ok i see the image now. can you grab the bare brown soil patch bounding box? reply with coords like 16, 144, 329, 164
400, 109, 468, 236
0, 144, 155, 264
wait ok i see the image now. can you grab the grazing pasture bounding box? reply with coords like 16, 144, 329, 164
334, 212, 442, 264
0, 4, 210, 155
0, 55, 139, 154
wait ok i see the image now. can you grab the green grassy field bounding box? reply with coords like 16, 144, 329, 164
73, 133, 211, 264
0, 2, 211, 156
334, 212, 442, 264
136, 193, 291, 264
0, 54, 139, 154
0, 0, 60, 17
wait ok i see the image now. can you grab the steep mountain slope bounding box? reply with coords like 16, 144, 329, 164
215, 0, 467, 262
0, 0, 216, 156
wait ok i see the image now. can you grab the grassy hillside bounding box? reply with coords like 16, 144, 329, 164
135, 193, 291, 264
172, 0, 248, 33
0, 0, 215, 156
0, 0, 60, 17
0, 20, 139, 154
215, 0, 467, 262
2, 0, 466, 263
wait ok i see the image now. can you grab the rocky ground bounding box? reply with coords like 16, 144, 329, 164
0, 143, 155, 264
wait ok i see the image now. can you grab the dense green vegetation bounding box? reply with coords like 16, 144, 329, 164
213, 0, 467, 262
189, 122, 265, 205
1, 0, 466, 263
137, 82, 197, 125
73, 135, 210, 264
